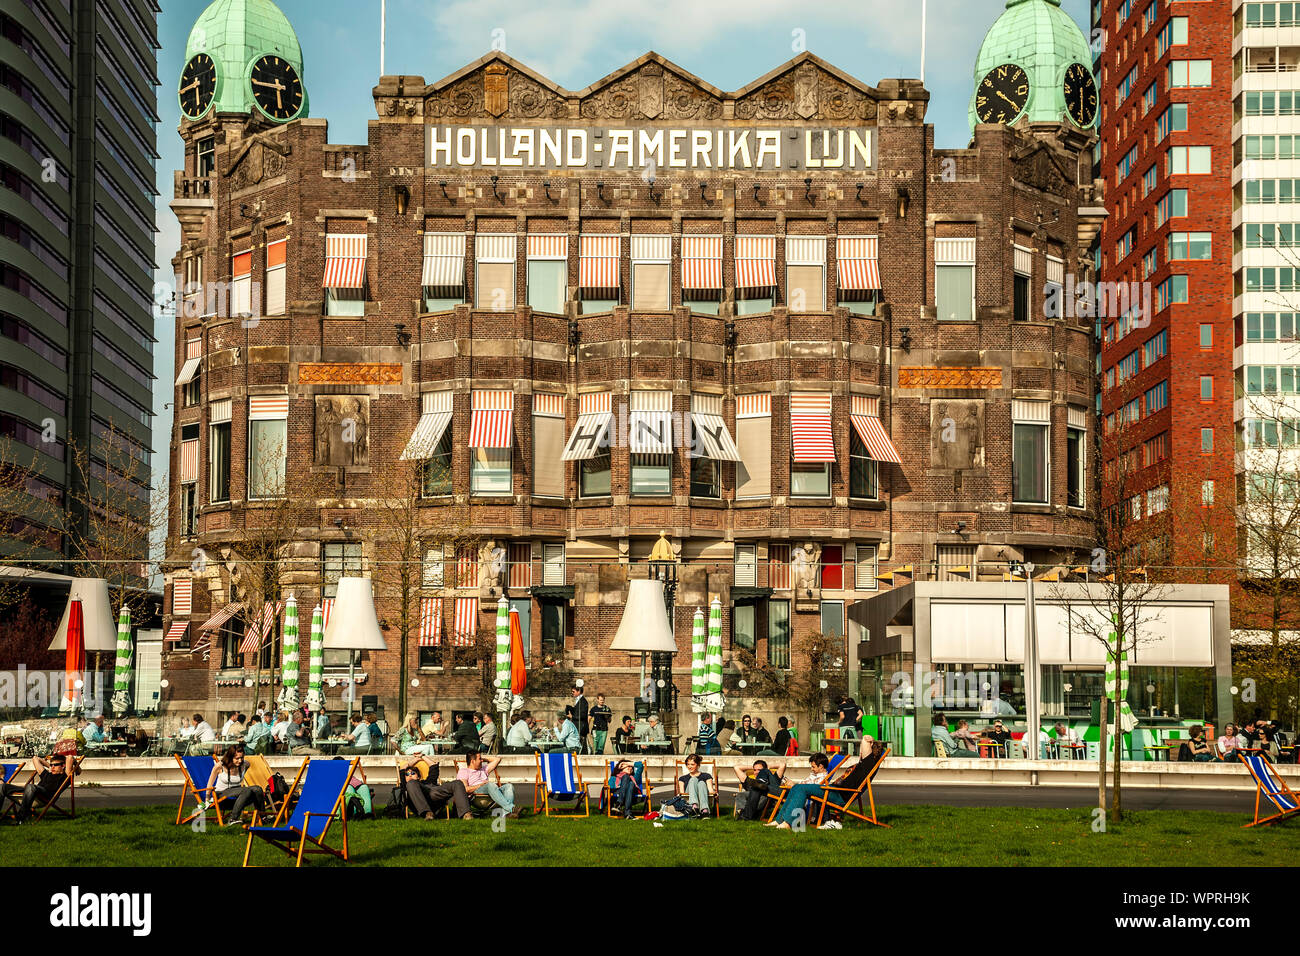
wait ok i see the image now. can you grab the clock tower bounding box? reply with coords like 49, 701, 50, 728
969, 0, 1097, 135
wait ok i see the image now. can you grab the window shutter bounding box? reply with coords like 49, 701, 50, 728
532, 398, 566, 497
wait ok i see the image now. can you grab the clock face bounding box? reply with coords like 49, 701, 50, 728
1063, 62, 1099, 129
248, 55, 304, 122
179, 53, 217, 120
975, 63, 1030, 125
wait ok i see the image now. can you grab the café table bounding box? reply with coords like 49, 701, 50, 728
85, 741, 129, 755
1144, 745, 1171, 762
977, 739, 1008, 758
1059, 742, 1087, 760
531, 739, 570, 752
634, 738, 673, 753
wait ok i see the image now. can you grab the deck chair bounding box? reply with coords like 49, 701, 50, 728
174, 754, 227, 826
600, 761, 652, 818
452, 759, 506, 817
242, 758, 355, 867
394, 755, 449, 819
763, 752, 855, 824
1, 762, 23, 787
806, 746, 892, 828
673, 759, 720, 817
533, 751, 588, 818
3, 755, 82, 822
1239, 751, 1300, 828
240, 753, 290, 820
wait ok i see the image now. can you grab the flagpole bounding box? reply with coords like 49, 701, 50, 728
920, 0, 927, 85
380, 0, 386, 76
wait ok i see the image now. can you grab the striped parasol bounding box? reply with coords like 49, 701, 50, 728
278, 593, 300, 711
493, 597, 511, 712
690, 607, 707, 713
1105, 617, 1137, 734
703, 597, 724, 714
110, 604, 132, 716
304, 603, 325, 713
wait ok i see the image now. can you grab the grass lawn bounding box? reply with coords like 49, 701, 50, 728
2, 803, 1297, 866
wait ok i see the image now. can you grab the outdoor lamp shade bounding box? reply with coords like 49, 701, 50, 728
610, 579, 677, 654
49, 578, 118, 652
321, 577, 387, 651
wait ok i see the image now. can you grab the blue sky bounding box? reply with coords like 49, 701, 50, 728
150, 0, 1090, 466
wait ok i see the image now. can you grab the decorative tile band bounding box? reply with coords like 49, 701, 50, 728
297, 363, 403, 385
898, 367, 1003, 389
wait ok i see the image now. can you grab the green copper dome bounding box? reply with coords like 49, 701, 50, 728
182, 0, 308, 120
969, 0, 1095, 133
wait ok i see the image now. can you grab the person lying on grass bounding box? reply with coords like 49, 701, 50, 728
765, 752, 830, 830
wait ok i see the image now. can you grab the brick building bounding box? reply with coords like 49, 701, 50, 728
159, 0, 1107, 737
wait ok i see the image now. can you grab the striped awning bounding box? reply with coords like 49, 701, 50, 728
164, 622, 189, 643
630, 235, 671, 262
322, 234, 368, 289
240, 601, 283, 655
249, 395, 289, 420
735, 236, 776, 291
175, 358, 201, 387
562, 392, 613, 461
579, 235, 619, 290
790, 392, 835, 463
1014, 244, 1034, 276
1047, 256, 1065, 285
935, 237, 976, 264
630, 391, 672, 454
210, 398, 232, 424
199, 602, 243, 633
419, 596, 443, 647
467, 389, 514, 448
179, 439, 199, 484
737, 393, 771, 418
422, 233, 466, 289
836, 237, 881, 291
690, 394, 740, 461
172, 578, 193, 615
850, 395, 902, 464
401, 391, 453, 461
527, 234, 568, 259
682, 236, 722, 290
453, 596, 477, 647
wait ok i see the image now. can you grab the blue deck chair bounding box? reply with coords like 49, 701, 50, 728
174, 754, 229, 826
2, 755, 81, 822
764, 752, 853, 824
242, 758, 354, 866
533, 751, 588, 818
1239, 751, 1300, 828
600, 760, 651, 817
1, 762, 23, 787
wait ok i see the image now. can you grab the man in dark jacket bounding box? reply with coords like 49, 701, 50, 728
732, 759, 782, 821
571, 685, 590, 754
451, 712, 482, 754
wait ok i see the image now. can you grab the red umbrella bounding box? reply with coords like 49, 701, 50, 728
509, 608, 527, 695
64, 598, 85, 710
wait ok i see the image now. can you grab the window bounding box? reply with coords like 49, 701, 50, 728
1156, 275, 1188, 311
1117, 144, 1139, 182
785, 237, 827, 312
1167, 232, 1211, 260
690, 455, 719, 498
180, 482, 197, 537
248, 416, 286, 499
526, 234, 566, 314
1142, 248, 1157, 280
220, 614, 243, 670
820, 546, 844, 590
1200, 376, 1213, 401
1147, 484, 1169, 516
1167, 60, 1211, 88
849, 429, 879, 500
1155, 189, 1186, 226
735, 235, 776, 314
323, 543, 363, 667
1156, 17, 1188, 57
1143, 329, 1168, 367
683, 235, 724, 314
820, 600, 844, 640
768, 600, 791, 668
323, 234, 368, 316
1200, 324, 1212, 349
470, 447, 511, 495
196, 137, 215, 177
1117, 64, 1138, 106
532, 394, 566, 498
1144, 432, 1169, 467
1067, 426, 1086, 508
630, 235, 671, 311
209, 420, 230, 503
631, 454, 671, 496
1142, 165, 1158, 197
231, 251, 252, 320
1167, 146, 1211, 175
736, 395, 771, 499
265, 239, 286, 316
732, 604, 756, 651
1142, 82, 1157, 115
1145, 381, 1169, 414
325, 288, 364, 317
734, 544, 758, 587
935, 238, 975, 322
422, 233, 466, 312
1201, 427, 1214, 453
474, 234, 515, 311
1116, 228, 1134, 261
542, 543, 565, 585
854, 544, 878, 590
1156, 104, 1187, 143
1013, 421, 1049, 504
540, 602, 564, 658
791, 462, 830, 497
1117, 349, 1140, 382
420, 430, 453, 496
1202, 480, 1215, 507
1014, 272, 1030, 322
580, 454, 611, 497
422, 546, 444, 588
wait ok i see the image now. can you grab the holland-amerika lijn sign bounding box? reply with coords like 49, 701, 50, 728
426, 125, 873, 171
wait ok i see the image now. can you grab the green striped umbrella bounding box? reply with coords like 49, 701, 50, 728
493, 597, 511, 712
278, 593, 300, 711
304, 603, 325, 714
110, 604, 132, 716
703, 598, 724, 714
690, 607, 706, 713
1105, 616, 1137, 735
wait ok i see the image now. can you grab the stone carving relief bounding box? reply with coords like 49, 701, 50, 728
314, 395, 370, 467
736, 63, 875, 121
791, 541, 822, 593
479, 539, 507, 591
226, 135, 289, 191
510, 75, 569, 118
1015, 147, 1070, 194
930, 401, 985, 470
424, 75, 485, 118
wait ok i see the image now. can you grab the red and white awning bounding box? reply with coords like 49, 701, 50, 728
682, 235, 722, 291
836, 236, 881, 291
419, 596, 443, 647
240, 601, 283, 655
249, 395, 289, 420
175, 338, 202, 386
401, 390, 453, 461
527, 234, 568, 259
172, 578, 193, 616
630, 390, 673, 454
850, 395, 902, 464
179, 439, 200, 484
467, 389, 514, 449
579, 235, 620, 290
453, 596, 477, 647
199, 602, 243, 633
790, 392, 835, 463
164, 622, 189, 643
562, 392, 612, 461
322, 234, 368, 289
422, 233, 466, 289
735, 236, 776, 291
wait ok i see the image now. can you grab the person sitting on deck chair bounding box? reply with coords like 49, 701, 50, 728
733, 758, 783, 820
678, 753, 713, 816
932, 715, 977, 757
815, 737, 888, 830
457, 751, 517, 818
766, 752, 831, 829
205, 746, 268, 824
9, 750, 80, 823
609, 759, 641, 818
400, 754, 473, 820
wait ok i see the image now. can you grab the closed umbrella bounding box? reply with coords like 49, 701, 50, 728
703, 597, 724, 714
111, 604, 132, 716
304, 603, 325, 714
278, 593, 300, 711
690, 607, 706, 713
61, 599, 85, 714
493, 597, 511, 714
1105, 622, 1137, 743
509, 607, 527, 701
